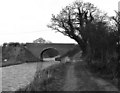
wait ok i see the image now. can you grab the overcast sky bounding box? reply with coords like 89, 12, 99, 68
0, 0, 119, 44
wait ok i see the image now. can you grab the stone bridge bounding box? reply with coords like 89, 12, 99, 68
25, 43, 76, 60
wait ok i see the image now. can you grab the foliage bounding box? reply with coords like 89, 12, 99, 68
33, 37, 52, 43
2, 43, 39, 67
111, 11, 120, 57
48, 0, 118, 81
48, 0, 110, 54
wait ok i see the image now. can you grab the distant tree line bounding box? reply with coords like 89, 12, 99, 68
3, 37, 52, 48
33, 37, 52, 43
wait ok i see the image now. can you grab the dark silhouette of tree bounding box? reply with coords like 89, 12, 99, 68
48, 1, 119, 80
112, 11, 120, 64
48, 1, 108, 56
112, 11, 120, 40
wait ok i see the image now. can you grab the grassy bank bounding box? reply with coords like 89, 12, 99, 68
84, 60, 119, 90
74, 61, 102, 91
1, 46, 39, 67
15, 62, 69, 92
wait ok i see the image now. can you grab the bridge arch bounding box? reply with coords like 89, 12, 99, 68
40, 47, 60, 60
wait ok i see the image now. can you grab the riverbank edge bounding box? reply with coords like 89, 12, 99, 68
0, 60, 42, 67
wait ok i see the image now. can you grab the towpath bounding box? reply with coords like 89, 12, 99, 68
62, 60, 119, 91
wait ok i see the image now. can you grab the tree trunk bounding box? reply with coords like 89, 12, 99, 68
72, 35, 87, 56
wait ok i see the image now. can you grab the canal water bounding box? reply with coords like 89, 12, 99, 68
1, 61, 59, 92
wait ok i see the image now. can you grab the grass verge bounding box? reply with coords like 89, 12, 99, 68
85, 60, 119, 90
74, 61, 101, 91
14, 62, 69, 92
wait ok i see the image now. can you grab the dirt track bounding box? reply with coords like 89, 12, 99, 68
63, 63, 77, 91
62, 61, 119, 91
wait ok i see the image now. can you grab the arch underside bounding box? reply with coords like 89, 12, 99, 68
40, 47, 60, 61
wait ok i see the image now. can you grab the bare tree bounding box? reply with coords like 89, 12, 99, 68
48, 1, 107, 55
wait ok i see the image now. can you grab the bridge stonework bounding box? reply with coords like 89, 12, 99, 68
25, 43, 76, 59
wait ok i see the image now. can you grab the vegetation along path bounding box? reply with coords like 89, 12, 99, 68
62, 60, 119, 91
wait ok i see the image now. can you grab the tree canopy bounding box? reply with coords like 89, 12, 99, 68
48, 1, 111, 54
48, 0, 119, 81
48, 0, 118, 62
33, 37, 52, 43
